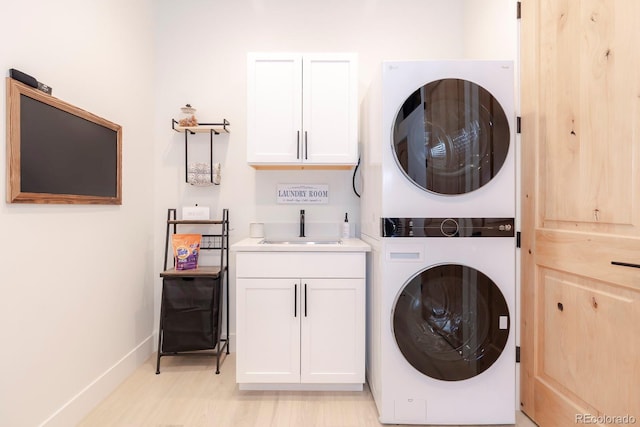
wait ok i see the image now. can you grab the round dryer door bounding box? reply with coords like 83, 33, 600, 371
392, 79, 510, 195
392, 264, 510, 381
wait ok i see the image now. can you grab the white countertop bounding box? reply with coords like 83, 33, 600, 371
231, 237, 371, 252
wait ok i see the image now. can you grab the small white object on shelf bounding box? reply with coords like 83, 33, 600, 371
182, 205, 210, 220
341, 212, 350, 238
187, 162, 213, 186
213, 162, 221, 185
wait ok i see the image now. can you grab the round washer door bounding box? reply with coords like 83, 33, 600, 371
392, 79, 510, 195
392, 264, 510, 381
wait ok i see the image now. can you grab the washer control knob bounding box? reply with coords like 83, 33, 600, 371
440, 218, 459, 237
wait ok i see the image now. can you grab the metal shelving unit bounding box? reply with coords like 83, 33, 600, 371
156, 208, 230, 374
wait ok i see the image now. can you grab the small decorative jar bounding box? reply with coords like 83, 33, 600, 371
178, 104, 198, 127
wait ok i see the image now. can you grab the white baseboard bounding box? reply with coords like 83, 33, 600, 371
39, 335, 154, 427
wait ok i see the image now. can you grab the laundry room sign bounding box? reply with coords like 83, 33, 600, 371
277, 184, 329, 204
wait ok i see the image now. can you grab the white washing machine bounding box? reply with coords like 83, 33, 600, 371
359, 60, 516, 424
360, 60, 515, 239
363, 218, 516, 425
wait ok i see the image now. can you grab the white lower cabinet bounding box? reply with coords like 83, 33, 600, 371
235, 252, 365, 390
236, 278, 301, 383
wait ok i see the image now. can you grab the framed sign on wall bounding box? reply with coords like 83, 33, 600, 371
276, 184, 329, 204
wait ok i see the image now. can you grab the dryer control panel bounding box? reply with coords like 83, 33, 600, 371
381, 217, 515, 238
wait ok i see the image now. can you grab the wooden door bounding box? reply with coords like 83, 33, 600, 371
521, 1, 640, 425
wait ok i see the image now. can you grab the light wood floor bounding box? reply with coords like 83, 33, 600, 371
79, 353, 538, 427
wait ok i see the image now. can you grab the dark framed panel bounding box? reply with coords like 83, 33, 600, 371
6, 78, 122, 204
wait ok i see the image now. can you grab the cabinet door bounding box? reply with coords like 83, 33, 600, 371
300, 278, 365, 383
247, 53, 303, 164
236, 278, 301, 383
302, 54, 358, 165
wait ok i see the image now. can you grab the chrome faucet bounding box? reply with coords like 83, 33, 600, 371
299, 209, 305, 237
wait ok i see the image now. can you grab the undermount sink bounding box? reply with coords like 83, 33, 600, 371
259, 238, 342, 245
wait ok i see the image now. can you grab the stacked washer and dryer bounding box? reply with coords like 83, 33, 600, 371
360, 61, 516, 425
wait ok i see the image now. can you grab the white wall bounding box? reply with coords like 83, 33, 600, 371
152, 0, 469, 229
463, 0, 518, 60
0, 0, 518, 425
0, 1, 155, 426
152, 0, 468, 351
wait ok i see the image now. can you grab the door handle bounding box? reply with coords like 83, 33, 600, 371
304, 131, 308, 160
294, 283, 297, 317
296, 131, 300, 159
611, 261, 640, 269
304, 283, 307, 317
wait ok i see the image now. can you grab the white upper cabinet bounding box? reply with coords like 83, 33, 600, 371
247, 53, 358, 167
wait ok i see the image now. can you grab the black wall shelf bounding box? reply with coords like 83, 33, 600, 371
171, 119, 230, 184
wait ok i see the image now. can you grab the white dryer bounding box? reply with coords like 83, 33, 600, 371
363, 218, 516, 425
360, 60, 517, 424
360, 60, 515, 239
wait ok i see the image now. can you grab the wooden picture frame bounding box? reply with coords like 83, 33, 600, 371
6, 77, 122, 204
